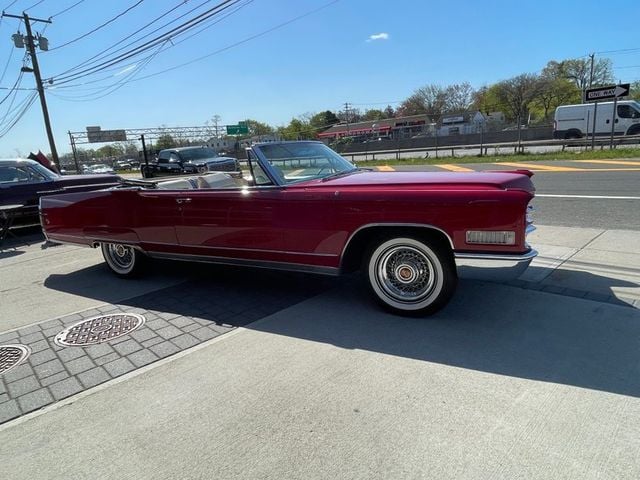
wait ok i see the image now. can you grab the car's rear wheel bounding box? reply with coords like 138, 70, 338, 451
365, 236, 457, 316
101, 243, 147, 277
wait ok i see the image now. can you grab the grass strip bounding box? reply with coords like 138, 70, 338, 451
352, 147, 640, 166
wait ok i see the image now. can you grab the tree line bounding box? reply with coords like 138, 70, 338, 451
63, 55, 639, 160
245, 56, 640, 140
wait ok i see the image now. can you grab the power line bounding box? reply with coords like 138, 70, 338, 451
24, 0, 47, 10
0, 18, 20, 85
0, 71, 25, 122
0, 44, 15, 85
596, 47, 640, 55
0, 91, 38, 138
350, 100, 402, 106
48, 0, 239, 84
0, 70, 24, 106
49, 0, 86, 18
2, 1, 20, 11
116, 0, 342, 84
48, 40, 168, 101
47, 0, 145, 52
47, 0, 211, 76
51, 0, 253, 91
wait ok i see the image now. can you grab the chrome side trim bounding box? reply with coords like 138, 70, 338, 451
146, 251, 340, 276
526, 224, 536, 235
145, 243, 339, 257
341, 223, 455, 262
455, 249, 538, 281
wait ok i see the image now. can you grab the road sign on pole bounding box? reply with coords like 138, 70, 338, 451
585, 83, 630, 102
226, 124, 249, 135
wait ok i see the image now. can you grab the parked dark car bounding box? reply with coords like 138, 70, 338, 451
0, 159, 121, 228
141, 146, 240, 178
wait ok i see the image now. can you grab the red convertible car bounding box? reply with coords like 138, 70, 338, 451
40, 141, 536, 316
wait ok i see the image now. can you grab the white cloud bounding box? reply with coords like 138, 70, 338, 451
367, 32, 389, 42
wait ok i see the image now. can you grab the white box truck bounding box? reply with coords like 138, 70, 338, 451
553, 100, 640, 139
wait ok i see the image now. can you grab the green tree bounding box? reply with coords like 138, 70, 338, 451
383, 105, 395, 118
362, 109, 386, 121
542, 58, 613, 91
397, 82, 475, 119
96, 144, 124, 158
309, 110, 340, 131
244, 119, 274, 136
155, 134, 176, 150
492, 73, 542, 123
278, 117, 316, 140
629, 81, 640, 101
532, 77, 581, 123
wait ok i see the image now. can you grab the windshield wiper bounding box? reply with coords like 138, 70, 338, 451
321, 168, 365, 182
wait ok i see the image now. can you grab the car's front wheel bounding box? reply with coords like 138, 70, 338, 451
101, 243, 147, 278
366, 236, 457, 316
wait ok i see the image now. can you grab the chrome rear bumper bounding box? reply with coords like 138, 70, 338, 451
455, 249, 538, 282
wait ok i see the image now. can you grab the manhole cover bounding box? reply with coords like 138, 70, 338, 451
54, 313, 145, 347
0, 345, 31, 376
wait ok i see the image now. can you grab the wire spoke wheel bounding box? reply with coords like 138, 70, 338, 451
377, 246, 436, 302
101, 243, 145, 277
366, 235, 456, 316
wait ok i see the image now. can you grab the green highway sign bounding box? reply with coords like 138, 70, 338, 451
226, 123, 249, 135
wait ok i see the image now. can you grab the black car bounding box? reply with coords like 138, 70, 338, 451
0, 159, 121, 228
141, 146, 240, 178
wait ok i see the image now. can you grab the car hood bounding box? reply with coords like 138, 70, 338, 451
303, 170, 535, 193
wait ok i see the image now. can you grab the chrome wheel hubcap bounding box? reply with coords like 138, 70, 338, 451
377, 246, 436, 302
107, 244, 134, 270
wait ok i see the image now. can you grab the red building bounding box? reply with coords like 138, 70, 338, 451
317, 114, 432, 141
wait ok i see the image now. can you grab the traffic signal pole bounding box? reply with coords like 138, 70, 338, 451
2, 12, 58, 164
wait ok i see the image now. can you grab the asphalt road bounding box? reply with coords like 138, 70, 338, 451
383, 159, 640, 230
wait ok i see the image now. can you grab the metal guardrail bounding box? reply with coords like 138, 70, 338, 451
338, 134, 640, 162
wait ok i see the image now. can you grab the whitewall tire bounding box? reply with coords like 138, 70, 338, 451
366, 236, 457, 316
101, 243, 146, 278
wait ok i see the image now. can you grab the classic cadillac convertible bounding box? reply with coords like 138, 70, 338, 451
40, 141, 536, 316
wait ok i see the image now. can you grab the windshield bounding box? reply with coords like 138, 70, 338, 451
179, 148, 218, 161
256, 142, 356, 184
29, 161, 59, 180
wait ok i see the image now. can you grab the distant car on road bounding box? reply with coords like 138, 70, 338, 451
114, 160, 132, 171
0, 159, 121, 228
84, 164, 115, 174
141, 146, 240, 178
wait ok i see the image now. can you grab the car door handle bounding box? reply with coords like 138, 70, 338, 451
176, 198, 192, 204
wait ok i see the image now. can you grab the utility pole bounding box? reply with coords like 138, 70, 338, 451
2, 12, 58, 164
343, 102, 351, 136
588, 53, 595, 88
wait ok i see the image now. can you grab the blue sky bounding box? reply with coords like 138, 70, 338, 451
0, 0, 639, 157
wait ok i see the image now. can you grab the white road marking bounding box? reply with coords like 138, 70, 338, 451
536, 194, 640, 200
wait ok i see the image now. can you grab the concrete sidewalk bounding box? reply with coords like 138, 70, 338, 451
518, 225, 640, 307
0, 225, 638, 479
1, 282, 639, 479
